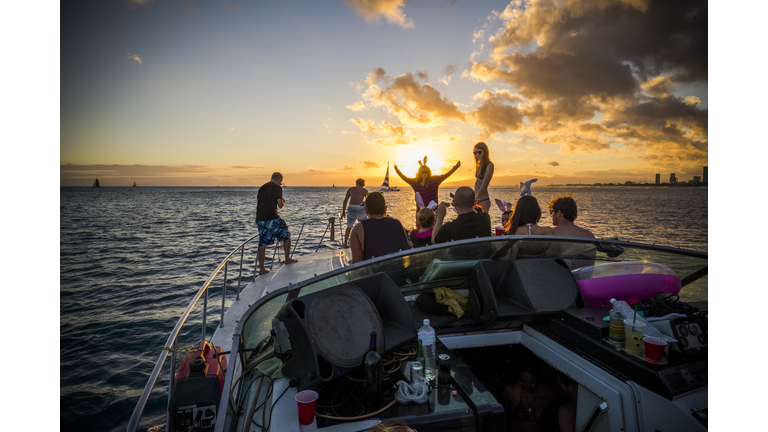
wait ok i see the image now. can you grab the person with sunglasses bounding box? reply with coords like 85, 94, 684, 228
472, 142, 495, 213
546, 195, 596, 269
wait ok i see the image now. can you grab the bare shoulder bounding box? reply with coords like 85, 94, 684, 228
539, 226, 556, 235
581, 226, 596, 238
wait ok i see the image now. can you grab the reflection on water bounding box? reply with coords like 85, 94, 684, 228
59, 185, 706, 431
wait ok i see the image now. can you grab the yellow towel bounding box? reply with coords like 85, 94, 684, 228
434, 287, 468, 318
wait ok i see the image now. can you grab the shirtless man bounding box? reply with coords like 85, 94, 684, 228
547, 195, 595, 268
341, 178, 368, 248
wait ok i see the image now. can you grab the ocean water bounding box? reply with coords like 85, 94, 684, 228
59, 185, 707, 432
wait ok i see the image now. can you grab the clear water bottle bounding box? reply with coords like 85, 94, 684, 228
417, 319, 436, 383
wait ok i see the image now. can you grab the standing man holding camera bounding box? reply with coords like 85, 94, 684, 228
255, 172, 298, 275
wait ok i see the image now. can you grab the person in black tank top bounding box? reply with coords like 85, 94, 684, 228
348, 192, 409, 263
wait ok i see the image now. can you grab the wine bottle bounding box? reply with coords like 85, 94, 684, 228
362, 331, 383, 407
416, 338, 425, 367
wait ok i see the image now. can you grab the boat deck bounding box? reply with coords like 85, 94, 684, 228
211, 248, 349, 353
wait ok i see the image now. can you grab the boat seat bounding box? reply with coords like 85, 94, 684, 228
468, 258, 581, 328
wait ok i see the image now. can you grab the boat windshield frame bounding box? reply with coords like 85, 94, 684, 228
233, 234, 707, 353
217, 235, 706, 431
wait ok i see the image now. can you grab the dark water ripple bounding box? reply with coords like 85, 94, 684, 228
60, 186, 706, 432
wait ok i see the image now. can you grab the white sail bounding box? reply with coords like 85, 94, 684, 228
381, 162, 390, 188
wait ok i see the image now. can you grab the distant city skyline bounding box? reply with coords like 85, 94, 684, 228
60, 0, 707, 187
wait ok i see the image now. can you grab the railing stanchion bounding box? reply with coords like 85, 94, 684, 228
315, 218, 332, 252
291, 223, 305, 259
167, 338, 177, 430
271, 241, 279, 269
236, 246, 244, 301
202, 285, 208, 342
221, 261, 229, 326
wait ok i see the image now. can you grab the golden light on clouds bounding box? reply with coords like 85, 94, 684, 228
347, 0, 707, 182
61, 0, 707, 187
344, 0, 413, 28
126, 53, 142, 64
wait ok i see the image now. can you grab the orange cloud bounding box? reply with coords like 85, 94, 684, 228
126, 53, 143, 64
359, 69, 466, 129
345, 0, 413, 28
346, 101, 367, 111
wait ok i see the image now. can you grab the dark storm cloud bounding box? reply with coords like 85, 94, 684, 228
488, 0, 707, 84
491, 51, 637, 102
468, 90, 524, 136
466, 0, 707, 163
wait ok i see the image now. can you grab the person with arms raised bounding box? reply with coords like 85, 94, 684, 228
394, 156, 461, 227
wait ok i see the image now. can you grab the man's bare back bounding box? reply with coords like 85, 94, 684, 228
345, 186, 368, 207
553, 224, 595, 238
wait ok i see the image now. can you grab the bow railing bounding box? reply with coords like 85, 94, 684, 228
127, 217, 343, 432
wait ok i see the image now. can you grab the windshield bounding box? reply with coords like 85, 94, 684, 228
239, 236, 707, 358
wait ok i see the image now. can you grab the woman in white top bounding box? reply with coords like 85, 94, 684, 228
472, 142, 495, 213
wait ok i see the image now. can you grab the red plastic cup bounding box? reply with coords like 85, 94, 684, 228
643, 337, 667, 364
495, 227, 505, 236
295, 390, 318, 425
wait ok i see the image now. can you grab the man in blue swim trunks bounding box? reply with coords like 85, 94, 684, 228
340, 178, 368, 248
256, 172, 298, 275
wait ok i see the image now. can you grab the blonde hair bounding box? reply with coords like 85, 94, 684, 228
417, 207, 435, 228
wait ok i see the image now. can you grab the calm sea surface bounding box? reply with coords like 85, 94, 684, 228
60, 186, 707, 431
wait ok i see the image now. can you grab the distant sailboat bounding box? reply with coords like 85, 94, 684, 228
92, 178, 100, 188
378, 162, 400, 192
133, 182, 137, 187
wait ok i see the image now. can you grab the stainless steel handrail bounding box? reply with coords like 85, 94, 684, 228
126, 234, 259, 432
128, 218, 344, 432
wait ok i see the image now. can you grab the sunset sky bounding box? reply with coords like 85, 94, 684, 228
59, 0, 708, 187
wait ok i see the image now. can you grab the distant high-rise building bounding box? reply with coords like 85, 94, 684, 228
693, 176, 701, 183
703, 166, 708, 183
655, 174, 660, 184
669, 173, 677, 184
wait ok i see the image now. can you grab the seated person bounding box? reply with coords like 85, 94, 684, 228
556, 373, 578, 432
432, 186, 492, 244
495, 198, 513, 233
349, 192, 410, 263
546, 195, 596, 269
501, 210, 512, 230
504, 195, 554, 256
502, 363, 558, 432
409, 207, 436, 248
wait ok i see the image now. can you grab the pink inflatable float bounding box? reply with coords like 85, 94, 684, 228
572, 262, 681, 307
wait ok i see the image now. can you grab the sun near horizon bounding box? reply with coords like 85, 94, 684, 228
61, 0, 708, 189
